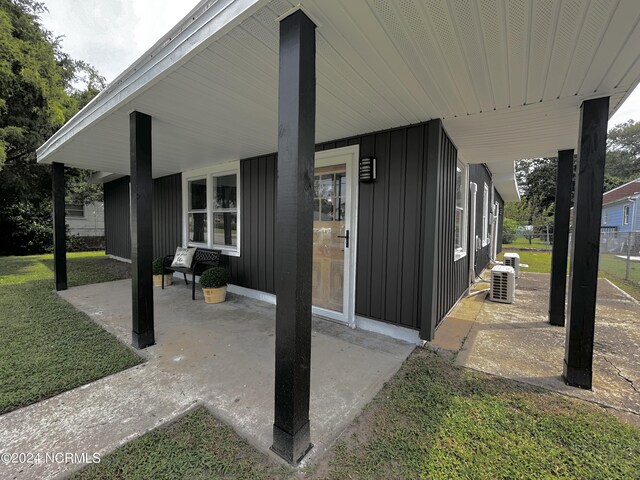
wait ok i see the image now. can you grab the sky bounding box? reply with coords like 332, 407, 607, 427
40, 0, 640, 128
40, 0, 200, 82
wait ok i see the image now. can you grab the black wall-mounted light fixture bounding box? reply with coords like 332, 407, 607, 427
359, 157, 376, 183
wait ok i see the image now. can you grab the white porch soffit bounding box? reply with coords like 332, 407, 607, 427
37, 0, 640, 202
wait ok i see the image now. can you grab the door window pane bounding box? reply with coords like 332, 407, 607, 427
213, 213, 237, 247
313, 164, 346, 313
189, 179, 207, 210
188, 213, 207, 243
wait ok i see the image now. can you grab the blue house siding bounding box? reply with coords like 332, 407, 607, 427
602, 199, 639, 232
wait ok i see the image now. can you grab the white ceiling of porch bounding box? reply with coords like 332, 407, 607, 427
38, 0, 640, 202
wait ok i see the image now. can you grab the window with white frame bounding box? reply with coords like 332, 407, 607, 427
603, 209, 608, 225
65, 203, 84, 217
454, 162, 468, 260
212, 174, 238, 248
187, 178, 208, 244
623, 204, 630, 225
184, 163, 240, 255
482, 183, 489, 246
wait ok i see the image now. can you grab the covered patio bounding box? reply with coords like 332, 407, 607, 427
0, 279, 413, 479
36, 0, 640, 464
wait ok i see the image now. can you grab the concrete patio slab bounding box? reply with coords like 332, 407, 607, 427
436, 272, 640, 423
1, 280, 414, 480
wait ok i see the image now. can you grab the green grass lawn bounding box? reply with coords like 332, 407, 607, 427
0, 252, 142, 414
502, 237, 552, 250
497, 250, 640, 301
73, 350, 640, 480
74, 406, 292, 480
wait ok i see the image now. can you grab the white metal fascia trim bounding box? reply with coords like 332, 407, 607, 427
36, 0, 269, 163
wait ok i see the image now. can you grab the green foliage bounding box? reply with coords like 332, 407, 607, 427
66, 166, 103, 205
0, 200, 52, 254
502, 217, 518, 244
199, 267, 230, 289
516, 158, 563, 223
606, 120, 640, 182
0, 0, 106, 255
152, 257, 171, 276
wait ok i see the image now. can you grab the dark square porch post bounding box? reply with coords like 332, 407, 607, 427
272, 9, 316, 465
130, 111, 155, 349
548, 149, 574, 326
52, 161, 67, 291
420, 119, 443, 341
564, 97, 609, 389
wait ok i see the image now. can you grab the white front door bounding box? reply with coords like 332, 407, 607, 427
312, 146, 359, 326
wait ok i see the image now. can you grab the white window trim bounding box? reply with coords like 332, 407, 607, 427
65, 203, 85, 219
482, 183, 489, 246
623, 204, 630, 225
603, 209, 608, 225
454, 162, 468, 261
182, 161, 241, 257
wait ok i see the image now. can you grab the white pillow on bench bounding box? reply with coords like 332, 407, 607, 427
171, 247, 196, 268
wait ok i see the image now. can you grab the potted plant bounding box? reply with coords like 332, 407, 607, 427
200, 267, 231, 304
152, 257, 173, 287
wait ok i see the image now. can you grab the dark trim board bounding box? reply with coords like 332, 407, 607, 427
103, 120, 493, 334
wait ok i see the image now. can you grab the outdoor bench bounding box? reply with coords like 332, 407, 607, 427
162, 248, 221, 300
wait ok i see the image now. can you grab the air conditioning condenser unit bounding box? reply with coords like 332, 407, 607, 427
490, 265, 516, 304
504, 252, 521, 278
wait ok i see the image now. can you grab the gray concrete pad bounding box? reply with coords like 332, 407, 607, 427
1, 280, 414, 479
454, 272, 640, 420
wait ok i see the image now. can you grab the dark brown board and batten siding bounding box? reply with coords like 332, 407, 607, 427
433, 130, 470, 327
103, 121, 468, 333
104, 173, 182, 260
104, 177, 131, 259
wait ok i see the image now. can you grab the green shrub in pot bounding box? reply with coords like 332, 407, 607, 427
152, 257, 173, 287
200, 267, 231, 304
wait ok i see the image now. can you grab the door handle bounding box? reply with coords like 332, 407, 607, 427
337, 230, 350, 248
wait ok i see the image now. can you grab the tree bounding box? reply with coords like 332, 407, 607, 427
0, 0, 104, 254
514, 158, 560, 243
606, 120, 640, 182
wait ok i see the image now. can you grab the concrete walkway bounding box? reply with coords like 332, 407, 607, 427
1, 280, 414, 480
433, 272, 640, 423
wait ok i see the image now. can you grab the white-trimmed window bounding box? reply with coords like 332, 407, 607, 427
623, 205, 630, 225
183, 162, 240, 256
454, 162, 468, 260
482, 183, 489, 246
603, 209, 608, 225
187, 178, 208, 244
65, 203, 84, 218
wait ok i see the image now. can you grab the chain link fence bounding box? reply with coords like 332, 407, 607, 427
599, 231, 640, 287
502, 228, 553, 251
502, 228, 640, 287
